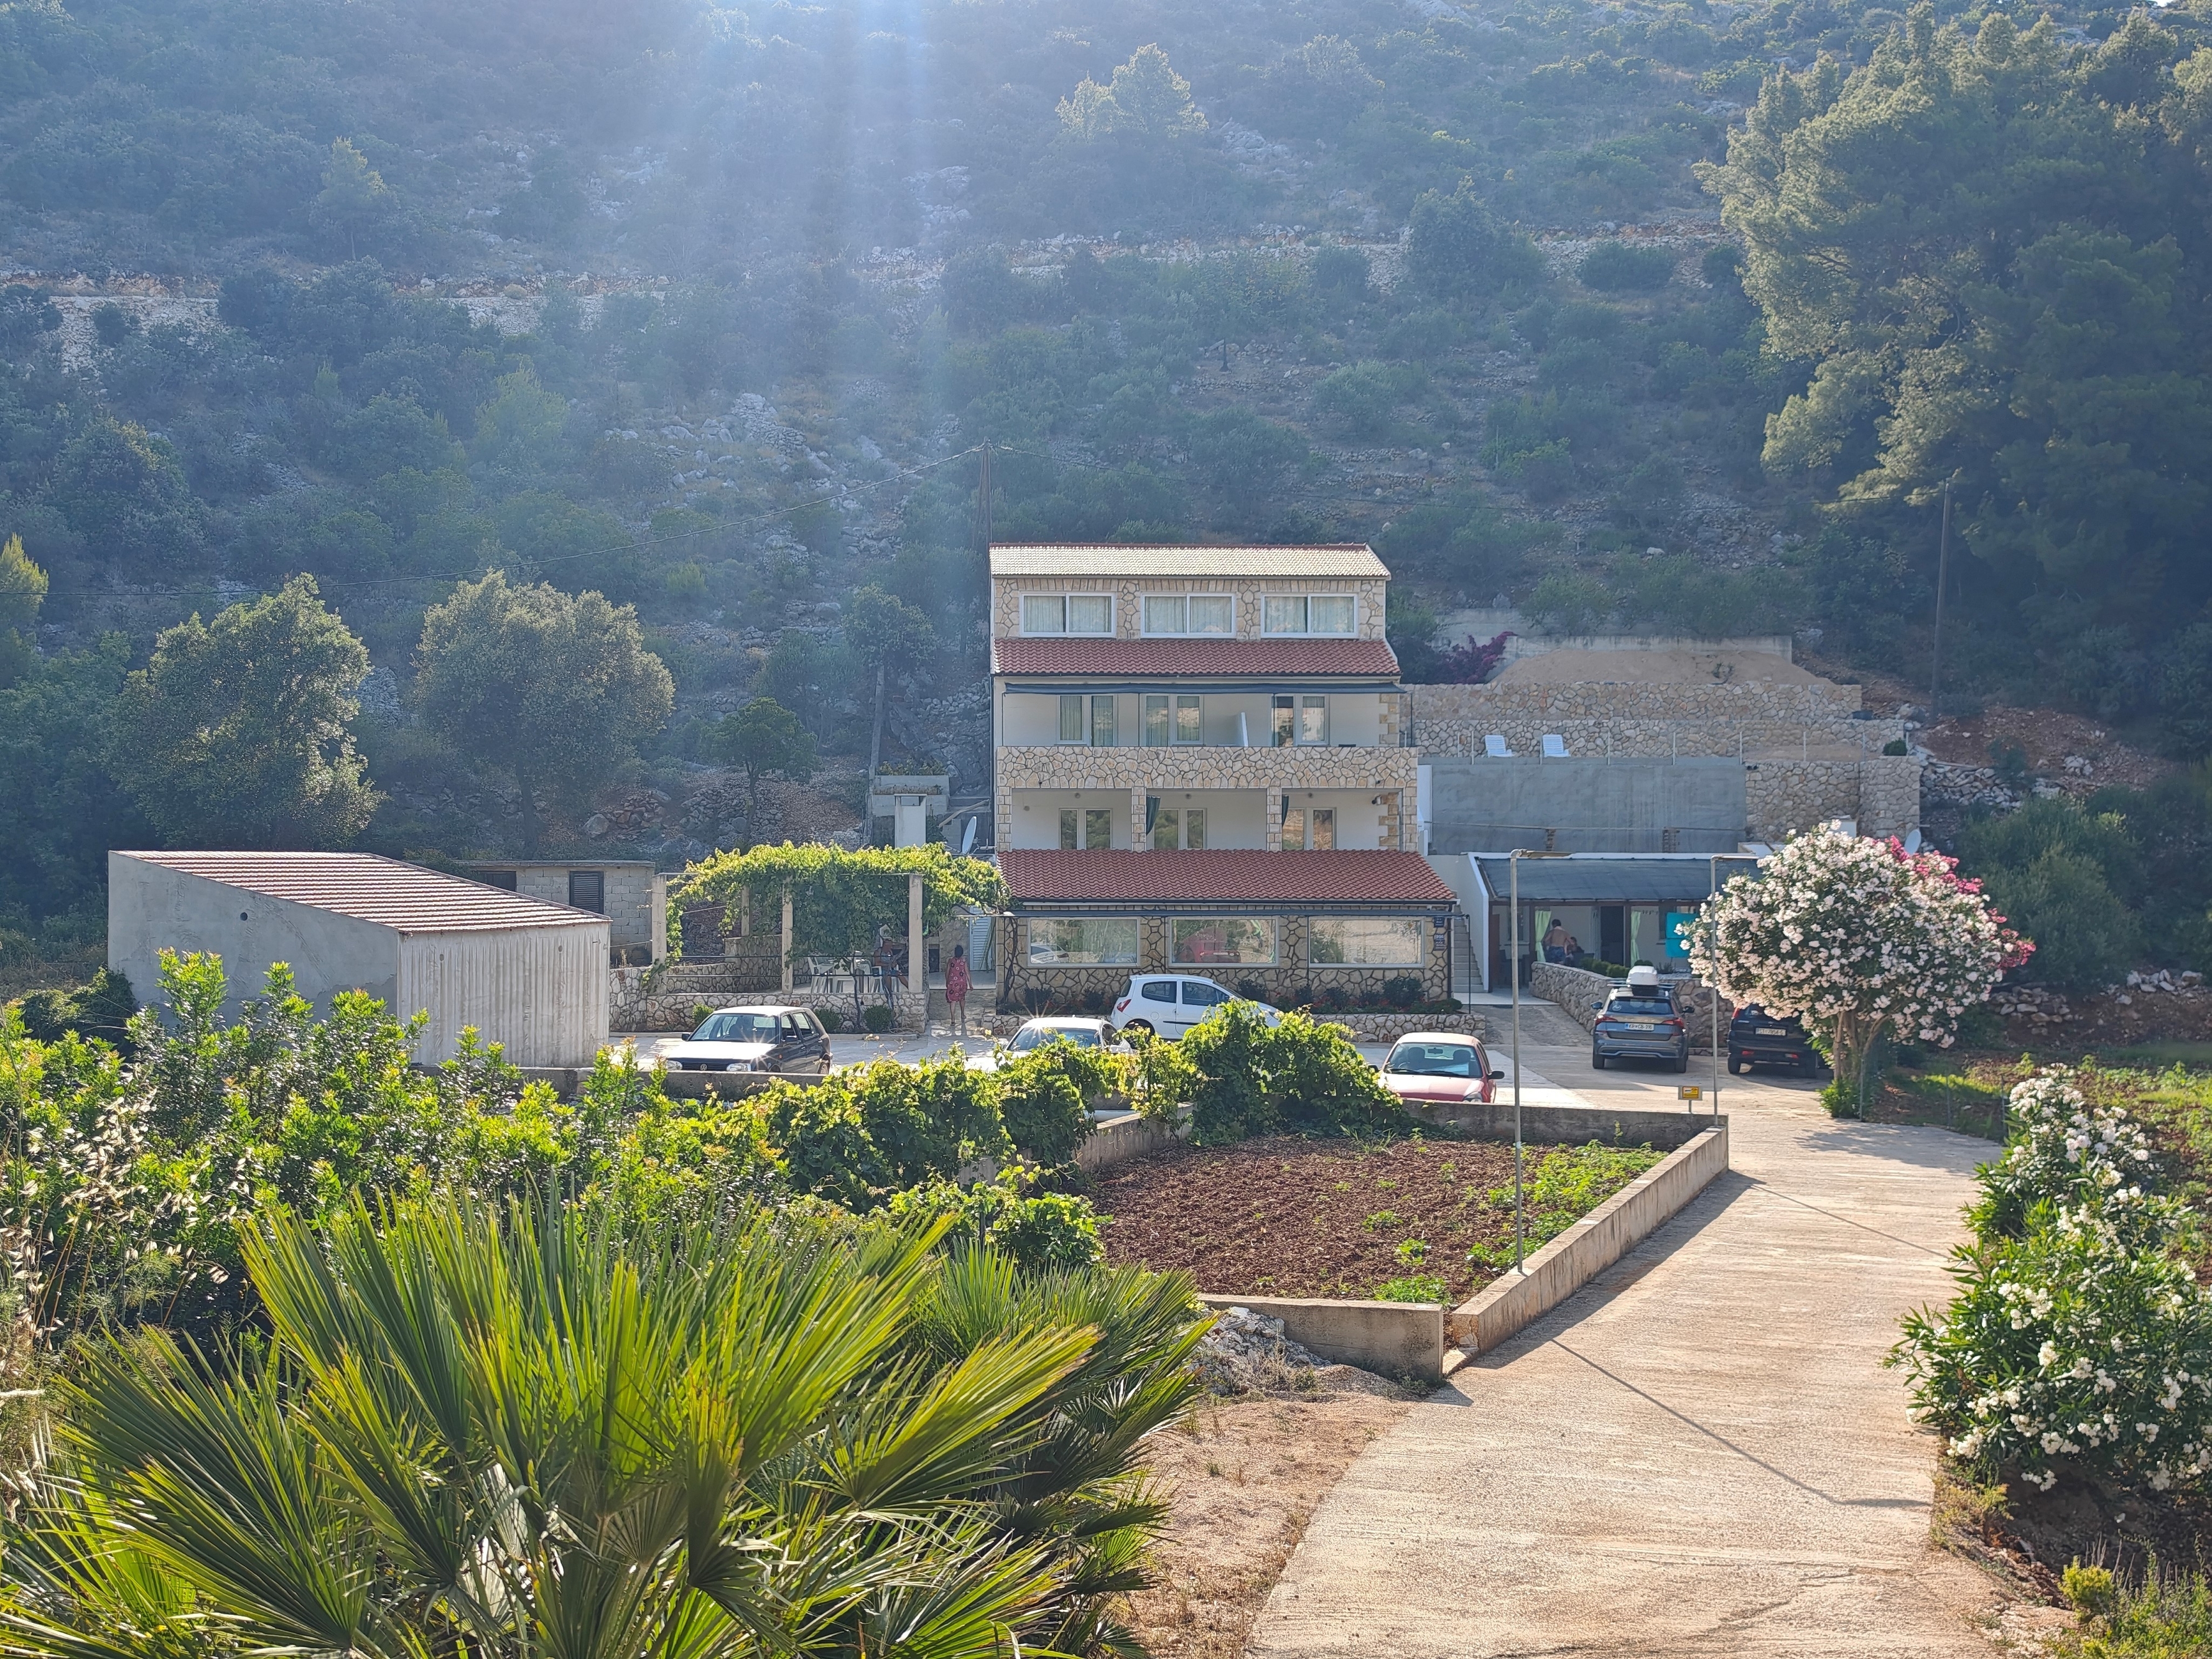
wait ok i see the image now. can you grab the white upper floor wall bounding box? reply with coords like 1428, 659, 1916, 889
988, 544, 1390, 643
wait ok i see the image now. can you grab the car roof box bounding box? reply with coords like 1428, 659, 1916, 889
1624, 965, 1662, 991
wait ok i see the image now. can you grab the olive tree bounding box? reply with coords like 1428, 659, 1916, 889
414, 571, 673, 848
109, 574, 379, 847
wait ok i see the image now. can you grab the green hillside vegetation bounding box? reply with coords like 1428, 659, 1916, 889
5, 0, 2212, 975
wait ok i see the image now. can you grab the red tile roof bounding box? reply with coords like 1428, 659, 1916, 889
116, 852, 606, 934
1000, 850, 1455, 905
992, 638, 1400, 677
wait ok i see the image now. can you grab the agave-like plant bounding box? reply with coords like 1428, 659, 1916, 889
0, 1192, 1199, 1659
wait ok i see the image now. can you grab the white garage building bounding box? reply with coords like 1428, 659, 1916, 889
109, 851, 610, 1067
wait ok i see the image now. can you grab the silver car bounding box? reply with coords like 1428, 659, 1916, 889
659, 1005, 831, 1076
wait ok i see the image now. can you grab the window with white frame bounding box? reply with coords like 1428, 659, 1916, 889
1262, 594, 1357, 635
1058, 694, 1117, 745
1021, 593, 1114, 634
1141, 593, 1234, 636
1308, 916, 1425, 966
1145, 694, 1204, 745
1271, 694, 1329, 745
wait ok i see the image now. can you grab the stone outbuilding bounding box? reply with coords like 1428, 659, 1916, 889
108, 850, 610, 1067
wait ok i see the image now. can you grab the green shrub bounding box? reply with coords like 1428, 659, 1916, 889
10, 967, 136, 1051
816, 1003, 845, 1032
862, 1001, 895, 1033
1467, 1141, 1663, 1269
995, 1039, 1104, 1164
1373, 1273, 1448, 1303
2065, 1563, 2119, 1619
1577, 242, 1675, 292
887, 1169, 1107, 1273
1179, 1006, 1403, 1145
2078, 1561, 2212, 1652
1894, 1071, 2212, 1494
1311, 360, 1424, 437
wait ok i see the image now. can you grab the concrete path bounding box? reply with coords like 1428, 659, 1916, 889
1246, 999, 1997, 1658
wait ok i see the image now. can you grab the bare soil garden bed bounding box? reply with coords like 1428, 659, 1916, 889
1092, 1133, 1661, 1304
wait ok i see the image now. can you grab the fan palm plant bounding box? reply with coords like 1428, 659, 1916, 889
0, 1192, 1187, 1659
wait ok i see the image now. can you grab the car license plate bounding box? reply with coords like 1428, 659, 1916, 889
1632, 1021, 1658, 1031
1758, 1027, 1788, 1036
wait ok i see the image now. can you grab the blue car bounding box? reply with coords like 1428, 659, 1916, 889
1591, 974, 1689, 1072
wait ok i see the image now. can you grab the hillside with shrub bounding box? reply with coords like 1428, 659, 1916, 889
6, 0, 2212, 980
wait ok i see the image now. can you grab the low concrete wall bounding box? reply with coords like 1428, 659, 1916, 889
1322, 1011, 1489, 1043
1451, 1121, 1728, 1357
1197, 1293, 1446, 1381
1076, 1110, 1182, 1173
1405, 1097, 1717, 1151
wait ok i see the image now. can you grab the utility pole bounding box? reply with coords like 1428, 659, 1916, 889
1928, 479, 1953, 726
976, 442, 993, 552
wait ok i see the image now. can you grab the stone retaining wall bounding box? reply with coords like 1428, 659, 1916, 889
612, 960, 924, 1033
1411, 679, 1901, 758
1529, 960, 1734, 1053
1745, 754, 1920, 840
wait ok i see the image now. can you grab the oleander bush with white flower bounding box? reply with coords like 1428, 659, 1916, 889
1693, 826, 2031, 1105
1894, 1071, 2212, 1494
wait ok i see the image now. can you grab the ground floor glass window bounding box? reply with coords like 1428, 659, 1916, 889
1027, 918, 1140, 965
1171, 918, 1277, 965
1309, 916, 1424, 965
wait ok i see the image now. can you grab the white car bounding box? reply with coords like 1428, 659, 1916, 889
659, 1005, 832, 1076
969, 1016, 1130, 1071
1108, 975, 1283, 1039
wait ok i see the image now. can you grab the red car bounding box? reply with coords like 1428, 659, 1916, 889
1377, 1033, 1504, 1105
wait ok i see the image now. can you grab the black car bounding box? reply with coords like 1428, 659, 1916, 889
1729, 1005, 1821, 1077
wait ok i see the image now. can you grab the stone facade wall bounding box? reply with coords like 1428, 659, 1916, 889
1411, 681, 1903, 759
992, 575, 1390, 641
611, 958, 924, 1033
996, 911, 1451, 1014
1744, 754, 1922, 841
995, 744, 1418, 851
1414, 682, 1920, 843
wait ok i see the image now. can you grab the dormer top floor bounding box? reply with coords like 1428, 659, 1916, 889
988, 543, 1390, 644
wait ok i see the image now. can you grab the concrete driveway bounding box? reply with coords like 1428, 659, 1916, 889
1245, 998, 1999, 1658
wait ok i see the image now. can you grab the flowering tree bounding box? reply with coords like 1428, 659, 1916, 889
1894, 1072, 2212, 1494
1690, 826, 2030, 1100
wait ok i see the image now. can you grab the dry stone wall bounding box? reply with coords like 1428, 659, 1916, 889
1530, 961, 1736, 1054
1411, 680, 1903, 758
1745, 754, 1922, 841
1414, 681, 1920, 842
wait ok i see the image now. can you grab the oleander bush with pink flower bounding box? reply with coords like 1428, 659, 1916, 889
1692, 825, 2031, 1110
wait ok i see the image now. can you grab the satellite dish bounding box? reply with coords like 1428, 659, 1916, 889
1903, 829, 1923, 855
960, 815, 978, 856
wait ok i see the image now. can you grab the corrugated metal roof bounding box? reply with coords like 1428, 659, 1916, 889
1470, 854, 1760, 905
992, 638, 1400, 677
1001, 850, 1454, 905
989, 544, 1390, 579
117, 852, 607, 934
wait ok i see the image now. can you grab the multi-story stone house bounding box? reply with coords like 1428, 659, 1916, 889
987, 543, 1457, 1012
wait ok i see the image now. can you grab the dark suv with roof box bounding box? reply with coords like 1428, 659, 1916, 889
1590, 967, 1689, 1072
